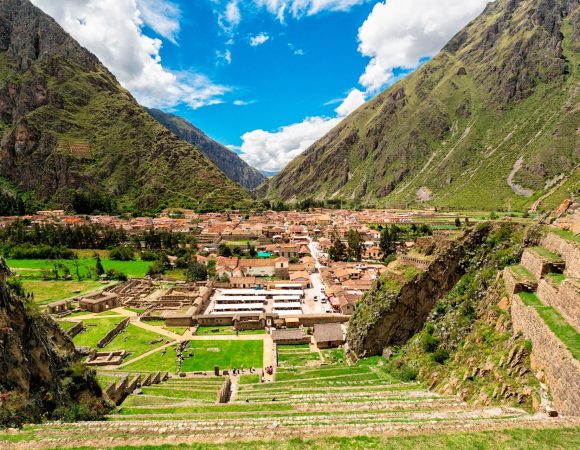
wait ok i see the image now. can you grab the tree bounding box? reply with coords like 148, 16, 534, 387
72, 255, 82, 281
379, 225, 400, 258
455, 217, 461, 228
347, 229, 363, 261
95, 254, 105, 277
109, 246, 135, 261
247, 242, 257, 258
218, 243, 232, 257
186, 261, 208, 282
329, 229, 347, 262
232, 246, 243, 256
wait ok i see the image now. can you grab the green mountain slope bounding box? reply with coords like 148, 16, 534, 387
0, 0, 250, 213
267, 0, 579, 211
147, 108, 266, 191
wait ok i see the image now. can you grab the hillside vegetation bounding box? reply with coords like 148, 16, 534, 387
266, 0, 579, 211
147, 108, 266, 191
0, 0, 250, 213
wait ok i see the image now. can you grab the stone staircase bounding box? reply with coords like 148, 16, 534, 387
504, 229, 580, 417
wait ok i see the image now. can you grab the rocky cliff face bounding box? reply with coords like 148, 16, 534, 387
147, 108, 266, 191
267, 0, 579, 211
0, 261, 107, 427
346, 223, 545, 410
348, 225, 493, 357
0, 0, 250, 212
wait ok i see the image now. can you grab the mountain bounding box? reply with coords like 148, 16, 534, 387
0, 0, 250, 213
146, 108, 266, 191
266, 0, 579, 212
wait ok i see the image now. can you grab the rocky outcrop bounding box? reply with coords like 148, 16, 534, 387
348, 225, 492, 357
0, 259, 107, 426
146, 108, 266, 191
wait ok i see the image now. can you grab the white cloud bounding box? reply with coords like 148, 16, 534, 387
31, 0, 229, 110
239, 90, 365, 171
254, 0, 368, 21
250, 33, 270, 46
334, 88, 365, 116
136, 0, 180, 44
217, 49, 233, 64
233, 100, 256, 106
358, 0, 490, 92
222, 0, 241, 29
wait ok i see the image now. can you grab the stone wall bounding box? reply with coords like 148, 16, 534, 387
511, 294, 580, 416
537, 279, 580, 330
543, 233, 580, 279
216, 377, 232, 403
97, 318, 130, 348
67, 321, 84, 338
521, 249, 549, 280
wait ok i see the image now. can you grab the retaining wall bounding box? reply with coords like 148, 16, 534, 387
511, 294, 580, 416
543, 233, 580, 278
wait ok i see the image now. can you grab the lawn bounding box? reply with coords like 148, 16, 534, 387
103, 324, 168, 360
320, 348, 347, 365
181, 340, 263, 372
549, 227, 580, 244
277, 345, 320, 368
124, 340, 263, 372
546, 273, 566, 286
7, 257, 151, 279
72, 317, 125, 348
20, 279, 105, 305
196, 326, 266, 336
519, 292, 580, 360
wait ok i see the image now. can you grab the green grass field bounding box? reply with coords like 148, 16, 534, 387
20, 280, 105, 305
519, 292, 579, 360
123, 340, 264, 372
72, 318, 124, 348
7, 258, 151, 279
277, 345, 320, 368
103, 324, 168, 360
196, 326, 266, 336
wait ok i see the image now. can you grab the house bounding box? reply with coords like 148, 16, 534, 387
230, 277, 260, 288
238, 259, 276, 277
289, 271, 312, 288
363, 246, 382, 260
313, 323, 345, 349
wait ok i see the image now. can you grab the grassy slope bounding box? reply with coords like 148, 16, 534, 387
268, 0, 579, 211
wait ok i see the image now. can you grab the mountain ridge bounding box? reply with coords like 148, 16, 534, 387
264, 0, 579, 211
0, 0, 250, 213
146, 108, 266, 191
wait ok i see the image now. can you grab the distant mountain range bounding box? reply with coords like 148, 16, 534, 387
146, 108, 266, 191
0, 0, 250, 213
263, 0, 579, 212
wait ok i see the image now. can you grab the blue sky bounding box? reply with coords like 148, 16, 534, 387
31, 0, 492, 173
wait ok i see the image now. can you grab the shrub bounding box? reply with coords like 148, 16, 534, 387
431, 349, 450, 364
8, 243, 75, 259
109, 246, 135, 261
105, 269, 127, 281
140, 250, 158, 261
421, 333, 440, 353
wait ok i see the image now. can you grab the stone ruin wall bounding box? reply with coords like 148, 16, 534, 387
537, 279, 580, 330
543, 233, 580, 278
97, 318, 130, 348
511, 294, 580, 416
